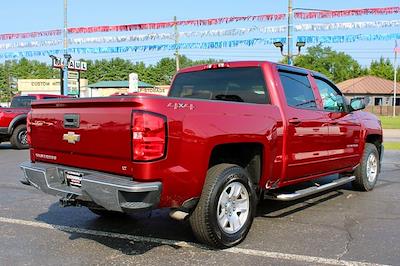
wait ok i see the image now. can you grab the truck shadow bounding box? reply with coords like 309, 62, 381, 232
34, 179, 351, 255
35, 203, 197, 255
258, 190, 344, 218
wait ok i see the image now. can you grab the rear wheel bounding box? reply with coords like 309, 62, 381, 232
10, 124, 29, 149
352, 143, 380, 191
189, 164, 257, 248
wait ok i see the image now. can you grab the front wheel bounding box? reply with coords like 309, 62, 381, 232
10, 124, 29, 149
352, 143, 380, 191
189, 164, 257, 248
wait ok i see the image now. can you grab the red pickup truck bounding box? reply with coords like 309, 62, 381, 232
0, 94, 69, 149
21, 61, 383, 247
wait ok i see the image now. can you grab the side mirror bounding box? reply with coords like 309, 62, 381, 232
349, 97, 367, 111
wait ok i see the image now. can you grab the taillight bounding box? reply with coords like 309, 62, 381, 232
27, 111, 32, 145
132, 111, 167, 161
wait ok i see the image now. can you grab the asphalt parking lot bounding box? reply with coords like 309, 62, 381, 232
0, 143, 399, 266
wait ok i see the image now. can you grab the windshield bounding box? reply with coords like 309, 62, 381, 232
169, 67, 269, 104
10, 96, 36, 108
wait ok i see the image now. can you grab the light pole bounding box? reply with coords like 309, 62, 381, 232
174, 16, 180, 71
394, 40, 398, 117
287, 0, 293, 65
273, 41, 305, 64
63, 0, 70, 96
279, 1, 330, 65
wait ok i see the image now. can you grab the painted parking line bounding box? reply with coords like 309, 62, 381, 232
0, 216, 387, 266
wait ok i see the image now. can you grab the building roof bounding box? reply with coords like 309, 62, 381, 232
337, 76, 395, 95
88, 80, 153, 88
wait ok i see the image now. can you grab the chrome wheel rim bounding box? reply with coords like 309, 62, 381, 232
18, 130, 28, 145
217, 181, 250, 234
366, 153, 378, 183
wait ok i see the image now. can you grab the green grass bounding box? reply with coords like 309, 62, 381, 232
379, 116, 400, 129
384, 142, 400, 150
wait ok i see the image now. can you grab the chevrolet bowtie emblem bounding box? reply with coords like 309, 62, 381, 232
63, 132, 80, 144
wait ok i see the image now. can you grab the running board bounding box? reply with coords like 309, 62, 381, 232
265, 176, 355, 201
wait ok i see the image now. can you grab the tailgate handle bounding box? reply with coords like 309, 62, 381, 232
64, 114, 80, 128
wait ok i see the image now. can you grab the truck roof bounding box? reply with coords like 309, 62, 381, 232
178, 60, 321, 75
178, 61, 268, 73
26, 94, 70, 99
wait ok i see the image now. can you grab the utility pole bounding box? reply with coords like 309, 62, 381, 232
174, 16, 180, 71
394, 40, 398, 117
287, 0, 293, 65
63, 0, 70, 96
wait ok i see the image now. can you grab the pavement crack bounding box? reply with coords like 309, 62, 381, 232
337, 215, 359, 261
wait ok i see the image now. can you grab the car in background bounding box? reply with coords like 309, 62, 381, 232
0, 94, 69, 149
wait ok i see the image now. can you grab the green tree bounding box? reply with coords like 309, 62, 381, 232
0, 58, 58, 102
289, 45, 367, 83
369, 57, 400, 81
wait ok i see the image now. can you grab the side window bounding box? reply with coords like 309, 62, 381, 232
279, 71, 317, 109
315, 78, 345, 112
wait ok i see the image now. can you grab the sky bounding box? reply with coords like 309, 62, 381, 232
0, 0, 399, 66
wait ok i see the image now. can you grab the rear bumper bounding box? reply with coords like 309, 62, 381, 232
20, 161, 162, 212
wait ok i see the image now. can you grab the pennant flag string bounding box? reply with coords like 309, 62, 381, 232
67, 13, 286, 34
295, 6, 400, 19
297, 33, 400, 44
1, 33, 399, 59
0, 38, 287, 59
1, 20, 400, 50
0, 29, 61, 41
0, 6, 399, 40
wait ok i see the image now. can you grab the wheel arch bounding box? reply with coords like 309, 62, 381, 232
365, 134, 383, 160
208, 142, 263, 187
7, 114, 27, 134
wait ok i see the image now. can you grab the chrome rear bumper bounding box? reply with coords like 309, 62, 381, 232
20, 161, 162, 212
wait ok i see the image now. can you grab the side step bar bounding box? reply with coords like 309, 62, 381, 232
265, 176, 355, 201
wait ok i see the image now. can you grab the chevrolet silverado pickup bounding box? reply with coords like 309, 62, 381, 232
21, 61, 383, 247
0, 94, 69, 149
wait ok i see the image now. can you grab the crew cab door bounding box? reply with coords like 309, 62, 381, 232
278, 69, 332, 180
312, 76, 362, 171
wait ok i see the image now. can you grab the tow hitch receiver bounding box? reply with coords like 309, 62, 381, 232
59, 193, 80, 207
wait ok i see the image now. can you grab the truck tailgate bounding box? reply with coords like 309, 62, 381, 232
29, 98, 142, 169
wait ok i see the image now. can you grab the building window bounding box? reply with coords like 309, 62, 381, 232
392, 97, 400, 106
374, 97, 383, 106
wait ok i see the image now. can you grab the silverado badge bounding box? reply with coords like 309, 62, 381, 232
63, 132, 80, 144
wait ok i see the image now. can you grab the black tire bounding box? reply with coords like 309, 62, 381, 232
10, 124, 29, 149
88, 207, 127, 218
189, 163, 257, 248
352, 143, 380, 191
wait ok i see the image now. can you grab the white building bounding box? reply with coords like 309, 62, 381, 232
17, 79, 89, 97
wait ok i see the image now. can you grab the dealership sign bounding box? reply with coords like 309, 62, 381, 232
51, 56, 87, 71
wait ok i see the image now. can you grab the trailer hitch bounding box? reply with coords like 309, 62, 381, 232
59, 193, 80, 208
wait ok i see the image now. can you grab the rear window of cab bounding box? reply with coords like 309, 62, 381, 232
169, 67, 270, 104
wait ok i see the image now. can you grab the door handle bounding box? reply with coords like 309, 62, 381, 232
64, 114, 80, 128
288, 118, 302, 125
